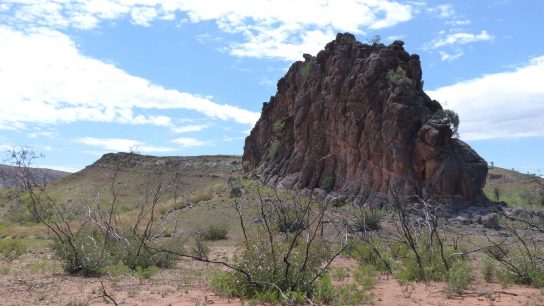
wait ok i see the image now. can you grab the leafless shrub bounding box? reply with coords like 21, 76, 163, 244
484, 212, 544, 287
149, 180, 350, 303
7, 147, 185, 275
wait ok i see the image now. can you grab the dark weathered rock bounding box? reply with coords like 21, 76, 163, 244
243, 33, 489, 206
481, 213, 500, 229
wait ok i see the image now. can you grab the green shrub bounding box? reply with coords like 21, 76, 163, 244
52, 234, 112, 276
496, 268, 516, 285
354, 264, 378, 289
267, 139, 281, 160
334, 283, 372, 306
312, 275, 335, 303
272, 119, 285, 135
215, 238, 332, 299
201, 225, 228, 241
0, 239, 28, 261
301, 57, 316, 77
275, 210, 306, 234
348, 241, 392, 273
447, 260, 472, 295
432, 109, 460, 137
480, 257, 495, 282
386, 66, 412, 87
485, 242, 544, 288
332, 267, 349, 281
313, 276, 373, 305
108, 264, 132, 277
211, 271, 238, 298
320, 175, 335, 192
254, 289, 281, 303
393, 239, 463, 283
122, 237, 179, 269
352, 207, 384, 232
135, 265, 159, 279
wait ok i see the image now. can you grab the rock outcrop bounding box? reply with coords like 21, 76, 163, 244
243, 33, 489, 206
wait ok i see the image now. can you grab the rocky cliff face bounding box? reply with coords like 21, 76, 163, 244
243, 33, 488, 205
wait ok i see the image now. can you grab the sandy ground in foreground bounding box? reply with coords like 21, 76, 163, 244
1, 249, 543, 306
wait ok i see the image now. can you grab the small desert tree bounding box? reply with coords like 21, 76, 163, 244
433, 109, 460, 138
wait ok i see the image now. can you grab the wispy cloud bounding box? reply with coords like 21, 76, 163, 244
429, 30, 494, 48
76, 137, 175, 153
171, 124, 208, 134
445, 19, 471, 26
0, 144, 14, 152
439, 49, 464, 61
28, 131, 57, 139
428, 56, 544, 140
427, 4, 455, 18
224, 136, 246, 142
0, 26, 260, 131
1, 0, 414, 61
424, 29, 494, 61
171, 137, 211, 148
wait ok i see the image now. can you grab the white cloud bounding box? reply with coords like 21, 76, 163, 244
171, 137, 211, 148
429, 30, 494, 49
76, 137, 175, 153
0, 26, 260, 130
224, 135, 246, 142
0, 144, 14, 152
171, 124, 208, 133
427, 4, 455, 18
439, 49, 464, 61
428, 56, 544, 141
445, 19, 471, 26
1, 0, 414, 61
28, 131, 57, 139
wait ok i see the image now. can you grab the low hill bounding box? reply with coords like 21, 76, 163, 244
0, 153, 242, 225
44, 153, 242, 208
0, 164, 70, 189
485, 166, 543, 208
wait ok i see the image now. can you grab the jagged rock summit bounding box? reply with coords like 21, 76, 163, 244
243, 33, 489, 206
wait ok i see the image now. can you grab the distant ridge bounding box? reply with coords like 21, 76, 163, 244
0, 164, 71, 189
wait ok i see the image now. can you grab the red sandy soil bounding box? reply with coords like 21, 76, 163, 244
1, 249, 543, 305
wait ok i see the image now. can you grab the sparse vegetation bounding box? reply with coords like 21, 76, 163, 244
332, 267, 349, 281
272, 119, 285, 135
494, 186, 501, 202
7, 147, 183, 276
300, 56, 316, 77
201, 224, 228, 241
484, 212, 544, 288
350, 205, 384, 232
0, 238, 27, 261
387, 66, 412, 87
1, 147, 544, 305
267, 139, 281, 160
481, 257, 496, 282
433, 109, 460, 138
320, 174, 335, 192
206, 183, 348, 303
447, 260, 472, 295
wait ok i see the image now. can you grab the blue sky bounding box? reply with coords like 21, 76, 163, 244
0, 0, 542, 175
